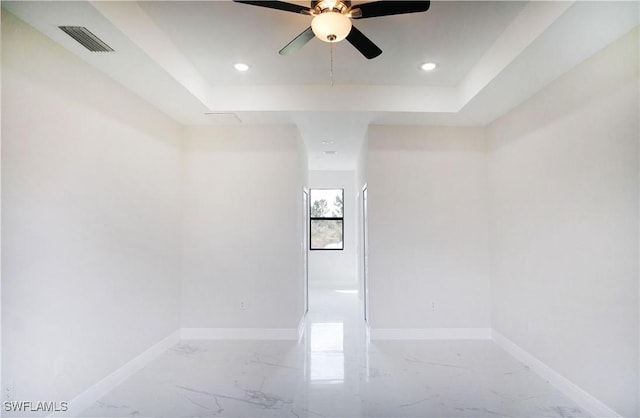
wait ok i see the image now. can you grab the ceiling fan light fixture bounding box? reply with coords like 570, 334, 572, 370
311, 12, 352, 43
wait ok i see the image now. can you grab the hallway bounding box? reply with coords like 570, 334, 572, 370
81, 289, 588, 417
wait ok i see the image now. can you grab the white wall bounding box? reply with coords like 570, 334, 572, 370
308, 170, 357, 289
488, 28, 639, 417
366, 126, 491, 329
2, 10, 182, 406
180, 125, 306, 329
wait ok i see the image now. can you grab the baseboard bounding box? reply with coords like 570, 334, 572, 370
370, 327, 492, 340
297, 316, 306, 343
48, 326, 298, 416
364, 321, 371, 346
46, 326, 620, 418
492, 330, 622, 418
49, 329, 180, 417
180, 327, 298, 340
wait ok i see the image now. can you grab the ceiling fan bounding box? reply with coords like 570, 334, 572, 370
232, 0, 431, 59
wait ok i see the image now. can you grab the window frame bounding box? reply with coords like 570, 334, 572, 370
309, 188, 344, 251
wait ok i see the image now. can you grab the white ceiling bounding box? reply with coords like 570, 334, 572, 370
3, 1, 639, 170
137, 1, 526, 87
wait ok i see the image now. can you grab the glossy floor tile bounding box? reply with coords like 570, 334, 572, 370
82, 289, 589, 417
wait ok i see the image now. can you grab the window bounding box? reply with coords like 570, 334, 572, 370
310, 189, 344, 250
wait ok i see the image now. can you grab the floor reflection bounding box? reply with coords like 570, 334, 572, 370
309, 322, 344, 384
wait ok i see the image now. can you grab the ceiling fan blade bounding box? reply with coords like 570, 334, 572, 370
354, 1, 430, 18
346, 26, 382, 59
232, 0, 311, 15
279, 27, 315, 55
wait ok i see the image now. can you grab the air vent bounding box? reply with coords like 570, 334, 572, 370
58, 26, 114, 52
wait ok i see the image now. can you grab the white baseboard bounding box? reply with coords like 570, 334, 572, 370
49, 330, 180, 417
180, 327, 298, 340
49, 327, 298, 417
364, 321, 371, 345
492, 330, 622, 418
47, 326, 620, 418
370, 327, 492, 340
297, 316, 306, 343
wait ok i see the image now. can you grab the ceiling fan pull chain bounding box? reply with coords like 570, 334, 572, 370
330, 41, 334, 87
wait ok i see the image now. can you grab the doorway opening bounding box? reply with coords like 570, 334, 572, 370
303, 179, 366, 327
303, 189, 310, 315
362, 184, 369, 324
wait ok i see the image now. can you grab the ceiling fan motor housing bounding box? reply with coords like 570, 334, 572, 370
311, 0, 351, 14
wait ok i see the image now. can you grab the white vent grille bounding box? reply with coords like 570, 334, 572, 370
59, 26, 114, 52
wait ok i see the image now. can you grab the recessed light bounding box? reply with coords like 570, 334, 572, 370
234, 63, 250, 72
324, 150, 337, 155
420, 62, 437, 71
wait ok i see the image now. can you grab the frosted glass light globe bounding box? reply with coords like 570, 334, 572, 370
311, 12, 352, 43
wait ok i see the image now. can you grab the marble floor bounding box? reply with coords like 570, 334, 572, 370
82, 288, 589, 417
